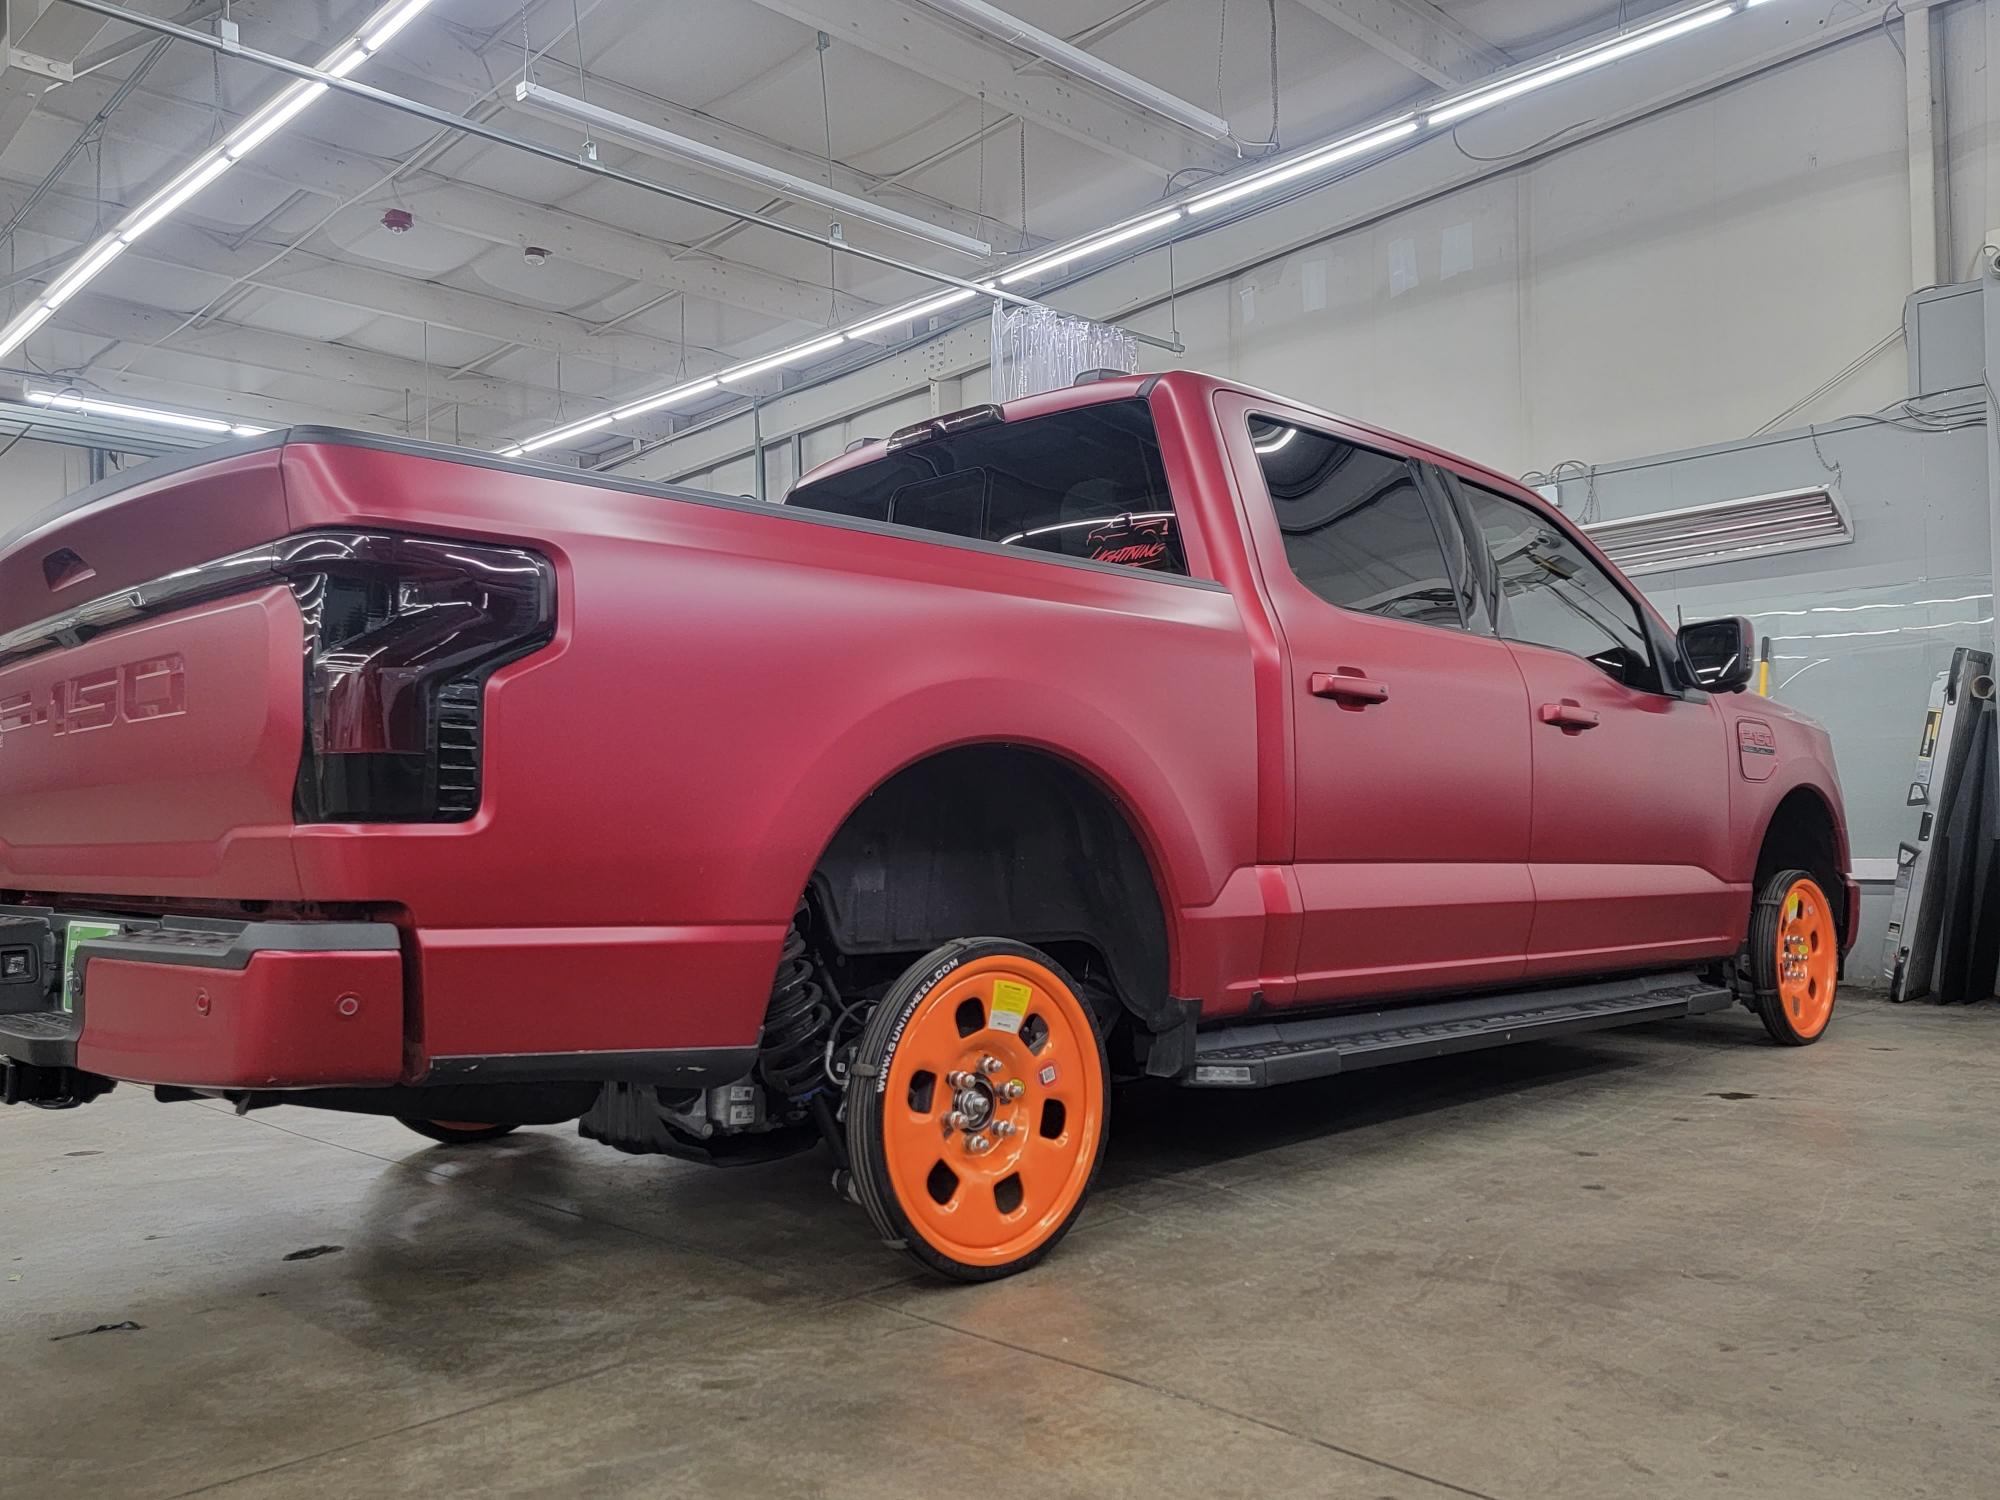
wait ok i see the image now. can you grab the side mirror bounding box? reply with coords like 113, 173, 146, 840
1679, 616, 1756, 692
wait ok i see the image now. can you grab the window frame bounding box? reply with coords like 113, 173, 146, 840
1433, 466, 1695, 697
783, 396, 1205, 586
1242, 411, 1479, 636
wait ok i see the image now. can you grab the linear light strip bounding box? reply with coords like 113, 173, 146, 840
1425, 4, 1736, 127
918, 0, 1230, 140
512, 81, 990, 257
499, 1, 1765, 458
26, 386, 271, 437
0, 0, 437, 360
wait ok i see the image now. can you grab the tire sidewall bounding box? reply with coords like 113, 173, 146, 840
847, 938, 1111, 1282
1750, 867, 1836, 1046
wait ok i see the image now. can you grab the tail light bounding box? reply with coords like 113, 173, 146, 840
281, 533, 555, 823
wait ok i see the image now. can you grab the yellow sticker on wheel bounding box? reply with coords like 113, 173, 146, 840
989, 978, 1032, 1035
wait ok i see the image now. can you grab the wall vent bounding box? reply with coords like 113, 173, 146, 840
1582, 486, 1852, 576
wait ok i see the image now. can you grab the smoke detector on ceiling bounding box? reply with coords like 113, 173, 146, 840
523, 246, 550, 267
381, 208, 415, 234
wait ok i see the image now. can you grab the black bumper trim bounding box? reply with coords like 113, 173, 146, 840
426, 1047, 758, 1087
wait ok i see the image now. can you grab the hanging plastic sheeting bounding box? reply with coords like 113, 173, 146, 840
989, 301, 1138, 402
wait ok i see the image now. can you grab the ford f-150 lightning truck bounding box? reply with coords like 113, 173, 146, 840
0, 370, 1854, 1280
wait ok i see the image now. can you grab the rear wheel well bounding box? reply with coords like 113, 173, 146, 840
806, 745, 1175, 1061
1754, 788, 1847, 944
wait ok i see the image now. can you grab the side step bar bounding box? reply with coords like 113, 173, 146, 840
1186, 973, 1733, 1089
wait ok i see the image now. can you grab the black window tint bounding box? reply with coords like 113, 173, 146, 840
1250, 418, 1463, 629
1459, 483, 1652, 684
785, 401, 1185, 575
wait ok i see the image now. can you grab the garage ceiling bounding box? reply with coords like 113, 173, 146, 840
0, 0, 1627, 459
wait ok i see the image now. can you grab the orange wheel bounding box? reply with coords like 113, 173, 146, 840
399, 1119, 520, 1145
846, 939, 1109, 1282
1750, 869, 1840, 1045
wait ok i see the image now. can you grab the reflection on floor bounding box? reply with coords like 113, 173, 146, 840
5, 992, 1996, 1499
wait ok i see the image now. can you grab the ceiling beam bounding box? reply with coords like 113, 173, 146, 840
240, 3, 1035, 253
739, 0, 1233, 178
25, 77, 876, 330
52, 291, 547, 426
0, 0, 108, 151
1292, 0, 1510, 89
0, 171, 707, 375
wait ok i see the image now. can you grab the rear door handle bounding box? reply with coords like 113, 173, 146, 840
1309, 671, 1389, 705
1538, 699, 1601, 731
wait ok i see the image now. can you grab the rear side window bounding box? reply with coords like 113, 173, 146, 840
786, 400, 1186, 575
1458, 483, 1653, 684
1248, 417, 1463, 629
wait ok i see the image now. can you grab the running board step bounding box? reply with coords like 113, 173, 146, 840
1186, 973, 1732, 1089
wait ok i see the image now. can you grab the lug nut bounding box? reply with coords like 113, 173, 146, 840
995, 1120, 1018, 1137
979, 1055, 1003, 1075
967, 1133, 992, 1153
945, 1111, 969, 1130
948, 1070, 977, 1089
1001, 1080, 1025, 1101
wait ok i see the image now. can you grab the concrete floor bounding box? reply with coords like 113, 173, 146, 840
5, 991, 1996, 1499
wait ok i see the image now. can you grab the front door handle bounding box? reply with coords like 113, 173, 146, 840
1309, 671, 1389, 706
1538, 699, 1601, 732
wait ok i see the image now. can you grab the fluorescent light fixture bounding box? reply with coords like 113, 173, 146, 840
26, 386, 271, 436
1188, 118, 1419, 216
362, 0, 432, 50
514, 81, 990, 257
612, 377, 722, 422
40, 238, 126, 309
0, 0, 434, 361
846, 289, 982, 340
226, 81, 330, 159
518, 414, 615, 454
997, 210, 1182, 286
1426, 4, 1734, 128
720, 333, 848, 385
918, 0, 1231, 140
1582, 486, 1852, 576
115, 153, 231, 241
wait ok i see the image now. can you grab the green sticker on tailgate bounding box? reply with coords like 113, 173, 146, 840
61, 921, 122, 1013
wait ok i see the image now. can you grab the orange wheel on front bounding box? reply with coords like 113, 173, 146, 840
1751, 869, 1840, 1045
847, 939, 1109, 1281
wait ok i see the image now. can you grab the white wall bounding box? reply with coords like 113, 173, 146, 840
0, 438, 98, 536
646, 10, 1986, 496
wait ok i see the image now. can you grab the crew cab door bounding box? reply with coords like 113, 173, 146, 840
1219, 396, 1534, 1005
1441, 475, 1740, 975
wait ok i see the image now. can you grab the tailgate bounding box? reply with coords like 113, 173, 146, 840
0, 586, 306, 895
0, 442, 306, 897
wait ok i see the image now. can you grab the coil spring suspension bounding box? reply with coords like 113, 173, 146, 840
757, 918, 833, 1102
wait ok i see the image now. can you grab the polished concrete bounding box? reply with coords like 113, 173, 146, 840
5, 991, 1996, 1499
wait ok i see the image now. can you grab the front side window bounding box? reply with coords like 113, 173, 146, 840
1249, 417, 1463, 629
1459, 483, 1653, 685
785, 400, 1186, 575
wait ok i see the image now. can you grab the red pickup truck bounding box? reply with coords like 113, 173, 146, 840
0, 371, 1853, 1280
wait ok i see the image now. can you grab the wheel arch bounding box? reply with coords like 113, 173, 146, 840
803, 740, 1182, 1041
1752, 783, 1849, 944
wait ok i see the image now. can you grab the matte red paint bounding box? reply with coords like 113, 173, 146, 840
75, 951, 404, 1088
0, 372, 1853, 1089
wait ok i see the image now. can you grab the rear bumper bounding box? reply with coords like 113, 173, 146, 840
0, 908, 772, 1099
0, 915, 404, 1091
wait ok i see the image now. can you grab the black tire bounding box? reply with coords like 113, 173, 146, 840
846, 938, 1111, 1283
398, 1119, 522, 1145
1749, 867, 1840, 1046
